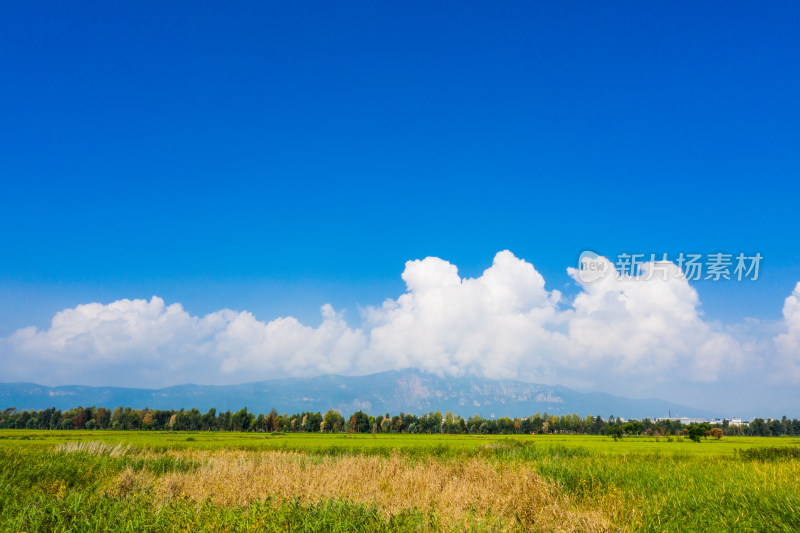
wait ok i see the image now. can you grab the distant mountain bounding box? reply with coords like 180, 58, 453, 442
0, 369, 716, 419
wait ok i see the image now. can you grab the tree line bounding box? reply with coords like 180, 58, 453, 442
1, 406, 799, 437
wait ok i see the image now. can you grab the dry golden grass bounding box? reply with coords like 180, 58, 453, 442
107, 449, 610, 532
55, 440, 137, 457
44, 438, 800, 532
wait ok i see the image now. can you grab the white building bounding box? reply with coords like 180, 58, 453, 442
652, 417, 707, 425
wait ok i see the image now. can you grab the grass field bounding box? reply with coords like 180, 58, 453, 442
1, 430, 799, 532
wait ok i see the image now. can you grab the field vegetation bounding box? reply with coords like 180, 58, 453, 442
1, 430, 799, 532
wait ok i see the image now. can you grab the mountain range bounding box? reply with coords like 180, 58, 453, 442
0, 369, 716, 419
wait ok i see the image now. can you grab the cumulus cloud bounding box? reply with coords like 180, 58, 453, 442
775, 282, 800, 382
214, 304, 366, 378
565, 258, 749, 380
0, 250, 789, 389
0, 297, 365, 388
362, 251, 568, 380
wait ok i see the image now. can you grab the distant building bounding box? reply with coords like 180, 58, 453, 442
696, 417, 750, 426
653, 417, 707, 425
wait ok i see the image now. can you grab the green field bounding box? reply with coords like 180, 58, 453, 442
1, 430, 799, 532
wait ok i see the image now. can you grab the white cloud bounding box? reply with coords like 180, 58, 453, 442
362, 251, 568, 380
0, 251, 789, 390
565, 258, 749, 380
214, 304, 366, 378
775, 282, 800, 382
0, 297, 365, 387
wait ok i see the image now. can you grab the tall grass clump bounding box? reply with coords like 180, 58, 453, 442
736, 446, 800, 461
56, 440, 138, 457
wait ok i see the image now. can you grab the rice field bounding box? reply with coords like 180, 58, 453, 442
1, 430, 799, 532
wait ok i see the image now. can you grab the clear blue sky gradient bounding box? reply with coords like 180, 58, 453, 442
1, 2, 799, 334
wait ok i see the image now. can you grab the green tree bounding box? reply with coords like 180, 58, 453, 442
350, 411, 372, 433
622, 420, 644, 435
606, 425, 623, 441
232, 407, 253, 432
686, 424, 705, 443
322, 410, 344, 433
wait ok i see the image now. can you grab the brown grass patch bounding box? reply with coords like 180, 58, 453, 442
112, 450, 610, 532
56, 440, 137, 457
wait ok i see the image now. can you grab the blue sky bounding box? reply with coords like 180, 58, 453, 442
1, 3, 799, 416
